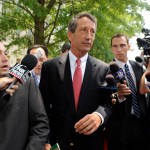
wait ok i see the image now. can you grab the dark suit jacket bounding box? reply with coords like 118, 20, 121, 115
39, 53, 112, 150
105, 60, 147, 150
0, 77, 49, 150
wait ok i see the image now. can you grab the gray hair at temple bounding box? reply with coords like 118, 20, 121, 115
68, 12, 97, 33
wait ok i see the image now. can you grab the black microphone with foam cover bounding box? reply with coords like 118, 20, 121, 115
109, 62, 126, 84
21, 54, 38, 70
99, 74, 117, 91
135, 56, 143, 63
7, 54, 37, 90
105, 74, 116, 87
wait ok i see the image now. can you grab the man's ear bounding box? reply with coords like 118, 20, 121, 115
67, 31, 72, 42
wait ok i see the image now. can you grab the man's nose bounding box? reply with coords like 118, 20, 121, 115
2, 53, 8, 62
86, 31, 94, 39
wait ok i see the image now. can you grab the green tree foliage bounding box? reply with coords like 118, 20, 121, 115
0, 0, 150, 61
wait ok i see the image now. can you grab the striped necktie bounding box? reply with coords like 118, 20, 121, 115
124, 64, 141, 118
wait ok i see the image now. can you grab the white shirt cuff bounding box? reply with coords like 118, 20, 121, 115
93, 112, 104, 125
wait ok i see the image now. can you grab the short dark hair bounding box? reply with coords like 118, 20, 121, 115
27, 44, 48, 57
61, 43, 71, 53
68, 12, 97, 33
111, 33, 129, 46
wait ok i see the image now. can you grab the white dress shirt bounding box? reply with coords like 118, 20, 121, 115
68, 51, 104, 124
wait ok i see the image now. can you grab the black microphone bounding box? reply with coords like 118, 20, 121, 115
135, 56, 143, 63
105, 74, 117, 87
6, 54, 37, 90
99, 74, 118, 105
99, 74, 117, 92
109, 62, 126, 84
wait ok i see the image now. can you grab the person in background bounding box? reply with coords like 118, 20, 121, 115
60, 42, 71, 55
105, 33, 147, 150
139, 57, 150, 149
27, 44, 48, 86
0, 42, 50, 150
39, 12, 112, 150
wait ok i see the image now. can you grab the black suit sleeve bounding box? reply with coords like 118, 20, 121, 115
25, 78, 50, 150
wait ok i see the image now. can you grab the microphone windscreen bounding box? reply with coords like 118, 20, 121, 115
135, 56, 143, 63
109, 62, 120, 74
21, 54, 37, 70
105, 74, 116, 86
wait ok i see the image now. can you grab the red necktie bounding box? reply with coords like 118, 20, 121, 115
73, 59, 82, 110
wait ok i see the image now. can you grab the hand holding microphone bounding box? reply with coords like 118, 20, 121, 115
0, 77, 17, 90
109, 62, 131, 99
6, 54, 37, 90
0, 77, 18, 96
0, 54, 37, 110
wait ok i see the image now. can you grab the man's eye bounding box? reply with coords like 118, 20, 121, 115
121, 44, 126, 47
82, 28, 86, 32
112, 45, 117, 48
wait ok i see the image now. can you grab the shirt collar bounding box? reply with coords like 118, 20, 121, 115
31, 70, 40, 78
69, 50, 88, 63
115, 58, 130, 69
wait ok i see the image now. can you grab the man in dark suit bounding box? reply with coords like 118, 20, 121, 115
39, 12, 112, 150
0, 42, 50, 150
105, 34, 147, 150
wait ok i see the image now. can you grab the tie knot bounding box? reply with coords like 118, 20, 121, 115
76, 59, 81, 66
124, 64, 130, 72
124, 63, 128, 69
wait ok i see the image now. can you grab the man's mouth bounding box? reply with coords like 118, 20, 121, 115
0, 65, 9, 70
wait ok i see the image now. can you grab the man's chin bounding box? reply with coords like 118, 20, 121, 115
0, 73, 7, 78
81, 48, 91, 53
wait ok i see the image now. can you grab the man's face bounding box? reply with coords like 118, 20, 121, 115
111, 36, 130, 63
68, 17, 96, 57
29, 47, 48, 75
0, 43, 9, 77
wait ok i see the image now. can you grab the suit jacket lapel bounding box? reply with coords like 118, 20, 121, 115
129, 60, 141, 88
57, 53, 76, 117
77, 56, 97, 115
